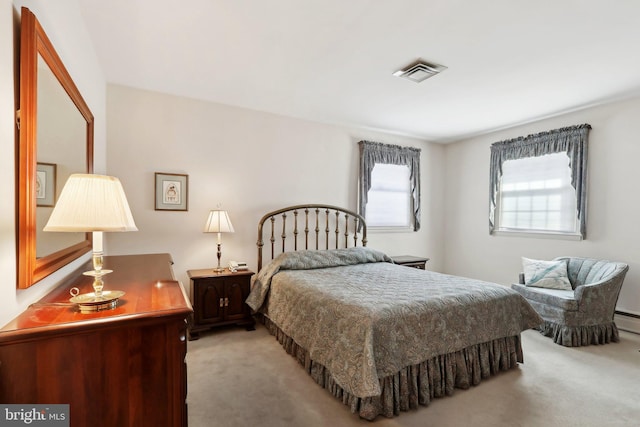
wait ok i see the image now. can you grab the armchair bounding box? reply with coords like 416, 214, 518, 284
511, 257, 629, 347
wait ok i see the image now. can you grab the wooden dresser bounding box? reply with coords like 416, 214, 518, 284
0, 254, 193, 427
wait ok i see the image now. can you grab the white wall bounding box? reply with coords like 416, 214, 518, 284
5, 1, 637, 332
0, 0, 106, 327
443, 97, 640, 318
105, 84, 445, 290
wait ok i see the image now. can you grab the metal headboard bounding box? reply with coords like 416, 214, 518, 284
257, 204, 367, 271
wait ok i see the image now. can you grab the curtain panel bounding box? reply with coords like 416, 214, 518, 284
358, 140, 421, 231
488, 124, 591, 237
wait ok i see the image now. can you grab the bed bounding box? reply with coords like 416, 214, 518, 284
246, 204, 542, 420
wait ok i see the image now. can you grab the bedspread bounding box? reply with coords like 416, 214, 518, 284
247, 248, 542, 398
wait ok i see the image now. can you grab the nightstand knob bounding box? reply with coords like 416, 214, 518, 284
219, 298, 224, 307
224, 297, 229, 307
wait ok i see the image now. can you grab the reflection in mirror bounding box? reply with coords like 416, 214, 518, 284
17, 7, 94, 289
35, 54, 87, 257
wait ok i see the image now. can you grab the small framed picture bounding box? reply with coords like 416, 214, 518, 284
36, 162, 57, 207
155, 172, 188, 211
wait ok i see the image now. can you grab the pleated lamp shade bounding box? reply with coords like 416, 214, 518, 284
44, 174, 138, 232
203, 210, 235, 234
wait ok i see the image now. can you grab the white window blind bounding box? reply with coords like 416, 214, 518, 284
366, 163, 411, 228
497, 152, 578, 233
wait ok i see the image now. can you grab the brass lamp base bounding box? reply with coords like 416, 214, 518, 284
214, 242, 224, 273
69, 290, 125, 313
69, 269, 124, 313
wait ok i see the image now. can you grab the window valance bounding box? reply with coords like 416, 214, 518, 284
359, 140, 421, 231
489, 124, 591, 237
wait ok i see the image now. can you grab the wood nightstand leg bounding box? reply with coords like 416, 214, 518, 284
244, 317, 256, 331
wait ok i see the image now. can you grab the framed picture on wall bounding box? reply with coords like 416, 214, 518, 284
155, 172, 188, 211
36, 162, 57, 207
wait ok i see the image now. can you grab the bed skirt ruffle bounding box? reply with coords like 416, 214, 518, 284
538, 320, 619, 347
261, 315, 524, 420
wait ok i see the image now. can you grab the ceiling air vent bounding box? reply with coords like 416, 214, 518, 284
393, 60, 447, 83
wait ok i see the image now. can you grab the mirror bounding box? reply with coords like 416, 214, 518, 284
17, 8, 94, 289
36, 55, 88, 257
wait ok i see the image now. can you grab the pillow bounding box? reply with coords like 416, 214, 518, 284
522, 257, 573, 290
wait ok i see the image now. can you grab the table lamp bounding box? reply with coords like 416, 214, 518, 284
204, 210, 234, 272
44, 174, 137, 311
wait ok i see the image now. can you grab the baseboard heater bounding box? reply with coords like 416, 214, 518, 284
616, 310, 640, 319
615, 310, 640, 335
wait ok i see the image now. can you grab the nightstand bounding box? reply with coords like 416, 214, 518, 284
187, 268, 255, 340
391, 255, 430, 270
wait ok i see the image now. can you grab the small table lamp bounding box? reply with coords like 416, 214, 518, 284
204, 210, 234, 272
44, 174, 137, 311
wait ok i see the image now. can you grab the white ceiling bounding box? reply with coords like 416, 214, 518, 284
78, 0, 640, 143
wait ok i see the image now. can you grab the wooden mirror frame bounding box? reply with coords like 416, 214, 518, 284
17, 8, 94, 289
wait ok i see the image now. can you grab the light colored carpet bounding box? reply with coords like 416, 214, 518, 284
186, 325, 640, 427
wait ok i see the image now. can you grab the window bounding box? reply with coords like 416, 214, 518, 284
366, 163, 411, 227
489, 124, 590, 238
358, 140, 421, 231
497, 152, 578, 233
